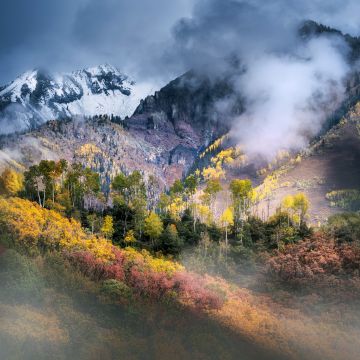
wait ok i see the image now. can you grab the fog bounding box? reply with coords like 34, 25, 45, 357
0, 248, 280, 360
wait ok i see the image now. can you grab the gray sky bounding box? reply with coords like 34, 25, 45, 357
0, 0, 193, 84
0, 0, 359, 86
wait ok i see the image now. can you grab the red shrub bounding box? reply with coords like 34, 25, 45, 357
267, 233, 360, 284
65, 251, 125, 282
64, 248, 224, 310
173, 272, 224, 310
126, 266, 174, 299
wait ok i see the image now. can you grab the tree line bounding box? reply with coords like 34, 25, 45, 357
0, 160, 311, 258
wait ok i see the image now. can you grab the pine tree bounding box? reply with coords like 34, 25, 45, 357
158, 224, 183, 255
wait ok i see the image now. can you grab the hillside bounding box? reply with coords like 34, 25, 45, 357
1, 100, 360, 219
0, 198, 274, 360
261, 113, 360, 223
2, 197, 360, 360
189, 99, 360, 224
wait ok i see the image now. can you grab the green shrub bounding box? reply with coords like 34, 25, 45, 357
326, 212, 360, 242
100, 279, 132, 301
0, 249, 44, 303
326, 189, 360, 211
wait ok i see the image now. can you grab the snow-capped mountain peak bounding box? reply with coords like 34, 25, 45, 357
0, 70, 38, 101
0, 65, 148, 134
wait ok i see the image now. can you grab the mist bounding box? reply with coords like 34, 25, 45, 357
231, 36, 350, 158
164, 0, 354, 159
0, 248, 282, 360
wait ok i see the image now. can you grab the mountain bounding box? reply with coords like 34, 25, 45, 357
299, 20, 360, 62
0, 116, 172, 189
0, 64, 147, 134
0, 71, 239, 188
131, 71, 238, 147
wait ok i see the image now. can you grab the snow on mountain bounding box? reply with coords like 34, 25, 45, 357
0, 64, 149, 134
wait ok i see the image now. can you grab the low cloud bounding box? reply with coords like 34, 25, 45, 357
165, 0, 354, 159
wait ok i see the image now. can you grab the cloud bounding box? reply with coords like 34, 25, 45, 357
0, 0, 192, 85
231, 37, 349, 158
0, 104, 35, 135
163, 0, 353, 159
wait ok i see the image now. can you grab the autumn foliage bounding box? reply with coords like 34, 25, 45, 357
0, 197, 224, 310
0, 197, 114, 259
267, 233, 360, 288
66, 247, 224, 310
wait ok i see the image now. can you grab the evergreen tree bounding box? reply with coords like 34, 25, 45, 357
158, 224, 183, 255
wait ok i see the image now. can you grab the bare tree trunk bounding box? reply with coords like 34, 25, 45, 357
225, 226, 228, 263
37, 189, 41, 207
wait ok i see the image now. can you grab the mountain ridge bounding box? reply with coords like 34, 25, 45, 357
0, 64, 148, 134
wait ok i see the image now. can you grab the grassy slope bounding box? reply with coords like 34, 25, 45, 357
0, 249, 275, 360
2, 246, 360, 360
260, 107, 360, 223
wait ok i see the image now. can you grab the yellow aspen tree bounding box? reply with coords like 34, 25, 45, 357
124, 229, 137, 244
220, 207, 234, 255
101, 215, 114, 240
144, 212, 163, 246
0, 168, 23, 196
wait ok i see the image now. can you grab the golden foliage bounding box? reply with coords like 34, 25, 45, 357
168, 197, 185, 220
281, 192, 310, 224
199, 135, 228, 159
124, 229, 137, 244
0, 168, 23, 196
122, 247, 183, 274
0, 197, 114, 260
144, 212, 163, 240
202, 165, 225, 181
195, 203, 213, 225
220, 207, 234, 227
101, 215, 114, 239
254, 174, 279, 202
75, 143, 102, 157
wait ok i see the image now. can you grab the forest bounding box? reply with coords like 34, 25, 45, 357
5, 159, 312, 257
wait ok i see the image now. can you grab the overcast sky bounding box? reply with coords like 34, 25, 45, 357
0, 0, 360, 86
